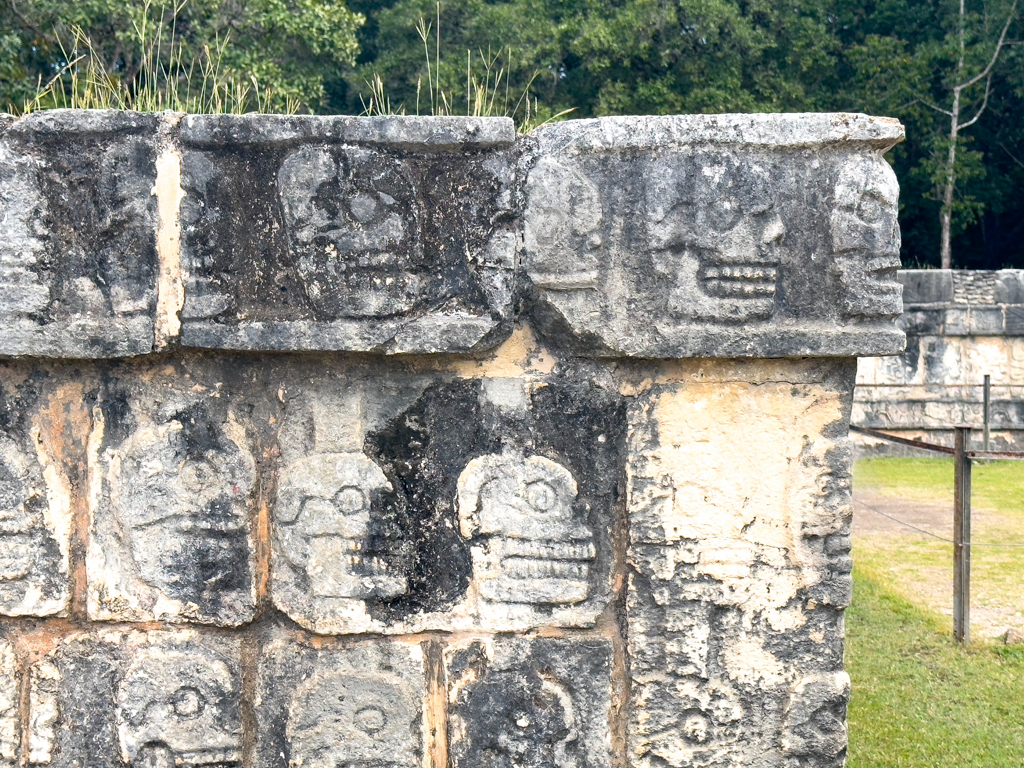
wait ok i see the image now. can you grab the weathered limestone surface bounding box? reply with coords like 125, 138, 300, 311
524, 114, 904, 358
855, 269, 1024, 453
28, 630, 242, 768
0, 110, 904, 768
0, 111, 159, 357
625, 360, 854, 768
178, 115, 519, 354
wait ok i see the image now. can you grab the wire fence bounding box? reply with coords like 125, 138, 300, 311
850, 422, 1024, 643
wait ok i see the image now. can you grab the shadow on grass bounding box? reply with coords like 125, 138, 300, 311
847, 566, 1024, 767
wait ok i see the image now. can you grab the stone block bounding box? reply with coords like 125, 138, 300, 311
269, 366, 626, 634
968, 307, 1004, 335
0, 361, 79, 617
446, 636, 613, 768
177, 115, 518, 354
897, 309, 944, 335
255, 633, 427, 768
899, 269, 953, 305
944, 308, 970, 336
86, 358, 262, 626
625, 359, 853, 767
0, 110, 159, 357
0, 640, 17, 768
28, 630, 242, 768
995, 270, 1024, 305
1005, 306, 1024, 335
524, 114, 905, 358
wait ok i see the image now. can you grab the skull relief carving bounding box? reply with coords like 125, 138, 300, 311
117, 648, 242, 768
276, 452, 406, 599
278, 146, 423, 319
647, 156, 786, 323
523, 156, 603, 290
286, 669, 420, 768
831, 155, 902, 319
457, 452, 594, 605
112, 412, 255, 612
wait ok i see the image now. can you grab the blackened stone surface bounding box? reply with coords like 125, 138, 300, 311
0, 361, 81, 616
178, 115, 517, 354
28, 631, 242, 768
86, 356, 270, 626
0, 110, 158, 357
524, 114, 906, 358
446, 636, 613, 768
256, 632, 426, 768
269, 365, 626, 634
899, 269, 954, 305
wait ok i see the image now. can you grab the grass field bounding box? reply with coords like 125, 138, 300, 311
848, 457, 1024, 766
853, 458, 1024, 637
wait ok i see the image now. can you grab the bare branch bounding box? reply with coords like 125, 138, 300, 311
895, 98, 954, 116
1000, 141, 1024, 170
960, 72, 993, 128
957, 0, 1018, 90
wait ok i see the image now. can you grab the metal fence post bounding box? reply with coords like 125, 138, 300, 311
983, 375, 991, 452
953, 425, 972, 644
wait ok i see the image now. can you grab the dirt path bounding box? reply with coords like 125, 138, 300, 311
852, 489, 1024, 640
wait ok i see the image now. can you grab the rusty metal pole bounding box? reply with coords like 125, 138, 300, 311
953, 425, 972, 643
983, 375, 991, 452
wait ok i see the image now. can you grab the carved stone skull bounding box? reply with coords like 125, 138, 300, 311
647, 155, 786, 323
276, 452, 405, 599
830, 155, 902, 320
457, 452, 594, 605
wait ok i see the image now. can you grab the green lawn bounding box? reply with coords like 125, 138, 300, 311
853, 458, 1024, 635
848, 458, 1024, 766
848, 567, 1024, 766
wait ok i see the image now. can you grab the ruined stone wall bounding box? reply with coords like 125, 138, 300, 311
855, 269, 1024, 454
0, 110, 903, 768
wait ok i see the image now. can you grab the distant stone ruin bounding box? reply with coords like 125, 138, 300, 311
856, 269, 1024, 454
0, 109, 904, 768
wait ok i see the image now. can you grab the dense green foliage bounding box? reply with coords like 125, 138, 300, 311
1, 0, 1023, 266
0, 0, 363, 113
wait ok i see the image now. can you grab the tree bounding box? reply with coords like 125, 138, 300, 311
933, 0, 1017, 267
0, 0, 364, 113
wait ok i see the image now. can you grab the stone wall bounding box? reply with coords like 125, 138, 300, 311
855, 269, 1024, 454
0, 109, 903, 768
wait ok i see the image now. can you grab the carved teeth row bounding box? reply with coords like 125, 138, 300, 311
704, 279, 776, 297
704, 266, 778, 280
502, 557, 591, 579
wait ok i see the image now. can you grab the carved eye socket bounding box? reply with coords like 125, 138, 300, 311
354, 705, 387, 734
707, 196, 741, 231
349, 193, 379, 223
171, 686, 205, 718
856, 194, 887, 224
335, 487, 367, 514
525, 481, 557, 511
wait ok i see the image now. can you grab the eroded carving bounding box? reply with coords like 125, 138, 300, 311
276, 452, 405, 599
94, 402, 257, 624
447, 638, 612, 768
831, 155, 902, 319
0, 640, 17, 767
286, 669, 420, 768
117, 647, 242, 767
457, 452, 594, 605
278, 146, 423, 318
0, 430, 68, 616
647, 155, 785, 322
523, 156, 603, 290
780, 672, 850, 759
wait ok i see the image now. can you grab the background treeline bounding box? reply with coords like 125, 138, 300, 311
1, 0, 1022, 268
